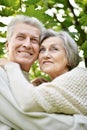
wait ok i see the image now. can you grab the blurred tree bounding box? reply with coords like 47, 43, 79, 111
0, 0, 87, 79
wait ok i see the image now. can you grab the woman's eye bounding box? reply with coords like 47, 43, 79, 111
51, 47, 58, 51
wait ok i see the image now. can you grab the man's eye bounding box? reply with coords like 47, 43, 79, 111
31, 38, 39, 44
39, 48, 45, 53
17, 36, 25, 40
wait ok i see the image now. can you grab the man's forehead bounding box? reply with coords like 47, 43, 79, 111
14, 26, 41, 37
15, 31, 40, 38
14, 23, 40, 32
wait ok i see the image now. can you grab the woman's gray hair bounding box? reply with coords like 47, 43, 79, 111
7, 15, 45, 41
40, 29, 81, 70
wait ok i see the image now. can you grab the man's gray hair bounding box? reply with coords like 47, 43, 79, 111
7, 15, 46, 41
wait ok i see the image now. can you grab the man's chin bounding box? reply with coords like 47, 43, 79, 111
18, 63, 29, 71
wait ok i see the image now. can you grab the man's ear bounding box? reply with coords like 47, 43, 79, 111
5, 41, 9, 51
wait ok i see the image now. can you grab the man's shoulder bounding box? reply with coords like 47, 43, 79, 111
0, 66, 6, 74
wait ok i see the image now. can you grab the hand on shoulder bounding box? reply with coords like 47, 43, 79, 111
31, 77, 49, 86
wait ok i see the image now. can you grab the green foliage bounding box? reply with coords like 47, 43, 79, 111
24, 0, 40, 5
81, 41, 87, 58
0, 0, 20, 9
0, 7, 15, 16
29, 61, 51, 81
0, 0, 87, 79
24, 6, 46, 22
80, 14, 87, 26
0, 22, 6, 27
0, 42, 5, 57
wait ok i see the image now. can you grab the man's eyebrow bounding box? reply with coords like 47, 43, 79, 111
17, 32, 25, 35
32, 37, 39, 39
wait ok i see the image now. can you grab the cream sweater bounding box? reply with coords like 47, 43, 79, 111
5, 62, 87, 115
1, 65, 87, 130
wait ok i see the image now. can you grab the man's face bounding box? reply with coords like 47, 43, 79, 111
6, 23, 40, 71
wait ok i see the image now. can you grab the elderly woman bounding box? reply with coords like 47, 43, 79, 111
1, 30, 87, 115
38, 30, 80, 79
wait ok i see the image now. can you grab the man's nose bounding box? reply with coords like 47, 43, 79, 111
23, 38, 32, 48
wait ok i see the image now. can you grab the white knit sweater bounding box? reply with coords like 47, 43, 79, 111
5, 62, 87, 115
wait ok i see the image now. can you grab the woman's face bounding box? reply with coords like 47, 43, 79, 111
38, 36, 69, 79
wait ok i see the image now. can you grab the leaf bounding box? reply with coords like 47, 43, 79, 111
24, 6, 46, 22
80, 14, 87, 26
0, 0, 20, 10
0, 22, 6, 27
0, 32, 6, 38
24, 0, 40, 5
0, 42, 5, 57
63, 18, 73, 27
81, 41, 87, 58
0, 7, 15, 16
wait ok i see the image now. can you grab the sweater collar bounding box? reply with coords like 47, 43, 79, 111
22, 71, 30, 81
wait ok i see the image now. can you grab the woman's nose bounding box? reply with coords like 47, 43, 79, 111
43, 50, 51, 58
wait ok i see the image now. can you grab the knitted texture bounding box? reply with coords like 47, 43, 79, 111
33, 67, 87, 115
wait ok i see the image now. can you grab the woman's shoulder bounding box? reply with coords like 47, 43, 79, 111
68, 67, 87, 81
53, 66, 87, 83
52, 67, 87, 90
71, 67, 87, 73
